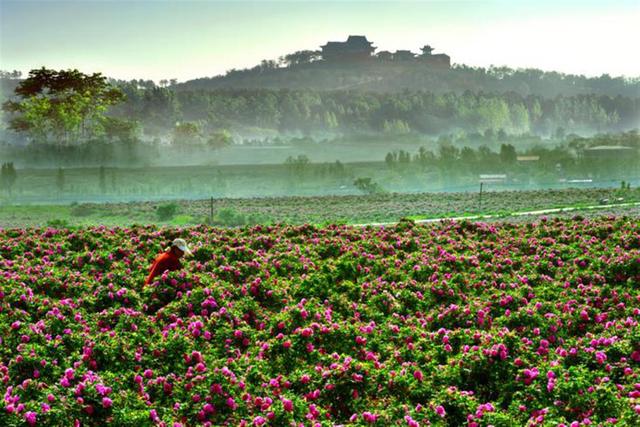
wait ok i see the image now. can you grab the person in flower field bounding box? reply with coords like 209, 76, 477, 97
145, 238, 191, 285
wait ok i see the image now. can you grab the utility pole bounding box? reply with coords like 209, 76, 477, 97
479, 182, 483, 212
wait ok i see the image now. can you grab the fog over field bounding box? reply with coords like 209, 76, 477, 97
0, 0, 638, 209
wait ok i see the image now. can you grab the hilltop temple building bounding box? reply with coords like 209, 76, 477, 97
319, 36, 451, 69
320, 36, 376, 62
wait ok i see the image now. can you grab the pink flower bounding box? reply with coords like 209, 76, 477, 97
25, 411, 37, 426
362, 411, 378, 423
102, 397, 113, 408
404, 415, 419, 427
435, 405, 446, 417
522, 367, 539, 385
547, 379, 555, 392
64, 368, 75, 379
282, 398, 293, 411
226, 397, 237, 410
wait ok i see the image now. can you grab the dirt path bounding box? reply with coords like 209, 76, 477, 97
354, 201, 640, 227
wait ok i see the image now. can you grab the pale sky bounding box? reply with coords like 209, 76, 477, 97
1, 0, 639, 82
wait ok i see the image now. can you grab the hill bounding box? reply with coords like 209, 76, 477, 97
177, 61, 640, 98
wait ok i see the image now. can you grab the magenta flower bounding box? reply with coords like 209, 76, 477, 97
253, 416, 266, 426
102, 397, 113, 408
362, 411, 378, 423
24, 411, 37, 426
282, 398, 293, 411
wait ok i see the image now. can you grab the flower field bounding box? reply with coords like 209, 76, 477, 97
1, 217, 640, 426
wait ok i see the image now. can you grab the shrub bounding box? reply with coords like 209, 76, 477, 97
353, 177, 384, 194
156, 202, 179, 221
70, 203, 94, 217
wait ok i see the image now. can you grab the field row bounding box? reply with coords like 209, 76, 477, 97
1, 187, 638, 228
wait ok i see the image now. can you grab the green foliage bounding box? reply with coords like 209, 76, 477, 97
94, 81, 640, 140
45, 218, 70, 228
281, 50, 321, 67
385, 150, 412, 167
0, 162, 17, 195
103, 117, 141, 142
156, 202, 179, 221
200, 207, 271, 227
2, 67, 125, 143
213, 207, 246, 226
207, 129, 233, 149
500, 143, 517, 165
383, 119, 411, 134
170, 215, 194, 226
70, 203, 94, 217
172, 121, 202, 145
284, 154, 310, 176
353, 177, 384, 194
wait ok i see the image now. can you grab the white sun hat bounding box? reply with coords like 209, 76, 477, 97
170, 238, 192, 256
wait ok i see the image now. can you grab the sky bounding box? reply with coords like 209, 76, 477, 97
1, 0, 639, 82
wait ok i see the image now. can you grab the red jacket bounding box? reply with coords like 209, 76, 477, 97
145, 251, 182, 285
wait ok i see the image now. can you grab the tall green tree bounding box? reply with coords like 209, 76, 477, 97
500, 143, 517, 165
172, 122, 201, 145
2, 68, 125, 144
282, 50, 321, 67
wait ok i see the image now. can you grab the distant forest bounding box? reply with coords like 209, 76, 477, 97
108, 85, 638, 139
1, 63, 639, 145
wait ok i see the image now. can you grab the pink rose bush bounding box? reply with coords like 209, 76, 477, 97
1, 217, 640, 425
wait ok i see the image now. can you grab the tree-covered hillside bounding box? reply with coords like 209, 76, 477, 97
177, 62, 640, 98
110, 85, 638, 138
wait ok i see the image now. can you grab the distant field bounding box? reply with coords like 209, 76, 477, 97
0, 187, 638, 228
1, 159, 637, 206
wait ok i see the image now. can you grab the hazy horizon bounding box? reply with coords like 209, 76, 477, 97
1, 0, 639, 82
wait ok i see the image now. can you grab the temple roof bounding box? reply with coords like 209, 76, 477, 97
346, 35, 373, 46
321, 35, 375, 49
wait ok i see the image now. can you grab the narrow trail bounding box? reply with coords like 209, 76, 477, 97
353, 201, 640, 227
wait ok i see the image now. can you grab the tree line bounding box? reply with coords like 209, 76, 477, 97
2, 68, 638, 150
178, 61, 640, 97
109, 85, 638, 139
